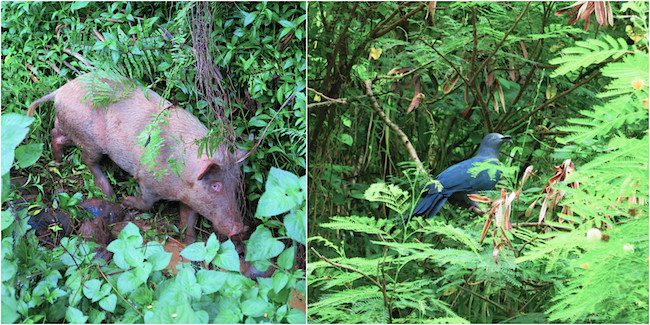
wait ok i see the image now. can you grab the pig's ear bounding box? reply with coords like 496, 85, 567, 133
235, 148, 248, 164
197, 163, 220, 181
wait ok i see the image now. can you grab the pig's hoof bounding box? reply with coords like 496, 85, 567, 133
122, 196, 143, 210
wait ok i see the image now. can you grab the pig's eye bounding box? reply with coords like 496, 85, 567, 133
211, 182, 223, 192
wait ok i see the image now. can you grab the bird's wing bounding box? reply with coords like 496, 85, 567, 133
432, 157, 500, 193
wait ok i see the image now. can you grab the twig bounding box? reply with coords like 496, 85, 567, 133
93, 29, 105, 42
363, 79, 427, 174
468, 2, 531, 85
63, 48, 93, 67
61, 60, 81, 75
311, 247, 393, 319
236, 93, 295, 163
512, 222, 573, 230
507, 71, 599, 129
458, 285, 509, 312
371, 3, 426, 38
96, 265, 144, 317
428, 44, 493, 131
307, 87, 347, 107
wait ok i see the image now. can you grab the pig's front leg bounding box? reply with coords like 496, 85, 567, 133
82, 151, 115, 198
180, 203, 198, 244
122, 182, 157, 211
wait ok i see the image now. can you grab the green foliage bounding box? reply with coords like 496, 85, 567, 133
363, 183, 411, 215
548, 35, 630, 77
1, 218, 304, 324
80, 69, 138, 108
545, 218, 648, 323
309, 2, 648, 324
519, 18, 649, 323
2, 2, 305, 324
255, 167, 307, 246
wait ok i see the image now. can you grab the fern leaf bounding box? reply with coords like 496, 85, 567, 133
549, 36, 629, 77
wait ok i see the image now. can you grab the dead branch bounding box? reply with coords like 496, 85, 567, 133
362, 79, 427, 174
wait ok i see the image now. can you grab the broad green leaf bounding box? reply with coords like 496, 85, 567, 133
245, 226, 285, 261
70, 1, 90, 11
277, 245, 295, 270
82, 279, 103, 302
286, 309, 306, 324
180, 242, 207, 261
256, 167, 303, 217
66, 306, 88, 324
284, 208, 306, 245
14, 143, 43, 168
205, 233, 220, 263
241, 297, 271, 317
196, 270, 228, 294
338, 133, 353, 146
1, 210, 13, 231
117, 270, 142, 294
147, 250, 172, 271
213, 239, 241, 272
1, 113, 33, 176
272, 271, 290, 293
99, 294, 117, 313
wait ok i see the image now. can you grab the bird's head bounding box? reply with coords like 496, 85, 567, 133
482, 133, 512, 146
477, 133, 512, 156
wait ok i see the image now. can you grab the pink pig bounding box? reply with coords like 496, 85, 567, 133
28, 75, 249, 241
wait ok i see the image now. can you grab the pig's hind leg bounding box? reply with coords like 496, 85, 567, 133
82, 150, 115, 198
122, 182, 157, 211
51, 117, 72, 163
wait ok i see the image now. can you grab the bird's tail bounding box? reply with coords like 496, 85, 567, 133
405, 192, 448, 223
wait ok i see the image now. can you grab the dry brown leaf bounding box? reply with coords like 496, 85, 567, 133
468, 194, 492, 203
425, 1, 437, 22
407, 79, 425, 113
519, 41, 529, 59
442, 71, 460, 94
495, 79, 505, 112
388, 67, 412, 75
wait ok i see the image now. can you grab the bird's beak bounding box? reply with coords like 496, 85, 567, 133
501, 135, 513, 142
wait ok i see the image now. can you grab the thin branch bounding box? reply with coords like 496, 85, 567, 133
507, 71, 600, 129
307, 87, 348, 108
371, 3, 426, 38
363, 80, 427, 174
468, 2, 531, 85
311, 248, 382, 288
512, 222, 573, 230
236, 93, 295, 163
370, 2, 411, 35
429, 44, 493, 131
96, 265, 143, 317
494, 65, 537, 130
458, 285, 509, 312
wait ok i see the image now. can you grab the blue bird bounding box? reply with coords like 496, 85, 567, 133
411, 133, 512, 219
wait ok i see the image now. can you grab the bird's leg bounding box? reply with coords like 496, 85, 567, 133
469, 205, 485, 215
450, 192, 486, 215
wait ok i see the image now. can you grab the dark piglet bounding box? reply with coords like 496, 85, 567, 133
27, 75, 250, 241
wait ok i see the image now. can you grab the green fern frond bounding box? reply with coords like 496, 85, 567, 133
546, 217, 649, 323
598, 52, 649, 98
320, 215, 396, 238
364, 182, 411, 214
80, 68, 138, 108
549, 35, 630, 77
310, 285, 383, 309
557, 97, 644, 144
525, 23, 586, 40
